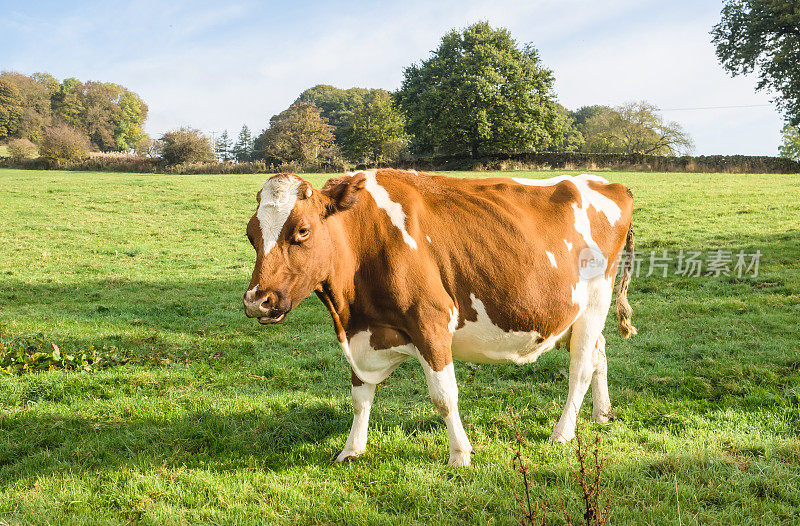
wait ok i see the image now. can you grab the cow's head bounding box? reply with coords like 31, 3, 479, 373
243, 173, 365, 324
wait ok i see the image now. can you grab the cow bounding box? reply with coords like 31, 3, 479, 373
243, 169, 636, 466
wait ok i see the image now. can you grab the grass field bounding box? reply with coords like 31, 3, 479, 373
1, 168, 799, 525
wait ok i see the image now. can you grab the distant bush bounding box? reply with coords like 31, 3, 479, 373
63, 151, 160, 173
38, 124, 90, 165
7, 138, 38, 161
158, 127, 215, 165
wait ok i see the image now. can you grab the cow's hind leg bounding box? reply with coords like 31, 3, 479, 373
336, 372, 376, 462
551, 278, 614, 443
591, 334, 613, 423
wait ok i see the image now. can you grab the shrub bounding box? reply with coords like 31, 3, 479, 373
7, 138, 38, 161
158, 127, 215, 165
38, 124, 90, 165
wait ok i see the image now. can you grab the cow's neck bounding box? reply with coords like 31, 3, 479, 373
319, 204, 385, 340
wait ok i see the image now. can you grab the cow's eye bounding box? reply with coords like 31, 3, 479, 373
295, 226, 310, 242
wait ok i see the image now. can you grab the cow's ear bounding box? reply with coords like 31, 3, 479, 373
321, 173, 366, 216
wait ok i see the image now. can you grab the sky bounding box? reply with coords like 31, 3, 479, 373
0, 0, 786, 155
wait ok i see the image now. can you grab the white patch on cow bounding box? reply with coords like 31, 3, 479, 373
256, 175, 301, 254
572, 202, 601, 254
448, 307, 459, 334
571, 279, 588, 309
564, 239, 573, 252
408, 169, 418, 174
545, 250, 558, 268
512, 174, 621, 226
345, 169, 377, 178
426, 235, 432, 243
338, 330, 414, 385
355, 170, 418, 250
451, 294, 571, 365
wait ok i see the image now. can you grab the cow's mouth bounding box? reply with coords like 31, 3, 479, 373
258, 312, 286, 324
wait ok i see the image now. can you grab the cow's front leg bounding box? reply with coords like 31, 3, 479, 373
418, 354, 473, 466
336, 372, 376, 462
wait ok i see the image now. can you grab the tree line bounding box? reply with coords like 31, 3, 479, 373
3, 6, 800, 167
0, 71, 148, 163
189, 23, 696, 169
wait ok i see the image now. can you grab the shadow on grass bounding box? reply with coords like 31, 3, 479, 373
0, 404, 355, 485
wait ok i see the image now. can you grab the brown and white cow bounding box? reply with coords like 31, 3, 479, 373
243, 169, 636, 466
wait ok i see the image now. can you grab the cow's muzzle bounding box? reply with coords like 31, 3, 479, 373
243, 287, 290, 324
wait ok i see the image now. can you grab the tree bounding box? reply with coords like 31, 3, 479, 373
254, 101, 335, 165
0, 78, 23, 140
296, 85, 371, 142
38, 124, 90, 165
215, 129, 231, 161
158, 127, 215, 165
114, 90, 148, 151
52, 77, 86, 129
779, 124, 800, 160
545, 103, 584, 152
395, 22, 563, 157
83, 81, 123, 151
711, 0, 800, 125
571, 105, 613, 130
582, 101, 694, 155
0, 71, 54, 143
341, 90, 408, 163
231, 125, 253, 162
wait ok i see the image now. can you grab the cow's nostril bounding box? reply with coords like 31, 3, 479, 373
259, 298, 271, 312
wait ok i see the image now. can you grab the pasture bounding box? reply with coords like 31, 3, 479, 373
1, 168, 799, 525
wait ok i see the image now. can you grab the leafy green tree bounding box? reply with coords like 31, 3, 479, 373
342, 90, 408, 163
0, 78, 23, 140
571, 105, 612, 130
712, 0, 800, 125
254, 102, 335, 165
582, 101, 693, 155
395, 22, 563, 157
779, 124, 800, 160
231, 125, 253, 162
52, 78, 86, 129
296, 85, 371, 141
544, 103, 584, 152
114, 90, 148, 151
158, 127, 215, 165
215, 130, 231, 161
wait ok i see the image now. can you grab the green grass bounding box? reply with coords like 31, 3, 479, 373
1, 168, 799, 525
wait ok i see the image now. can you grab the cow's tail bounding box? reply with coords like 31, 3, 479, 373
615, 224, 638, 338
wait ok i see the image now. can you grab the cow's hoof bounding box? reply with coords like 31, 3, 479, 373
549, 430, 575, 444
335, 449, 365, 463
448, 450, 472, 467
592, 408, 616, 423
